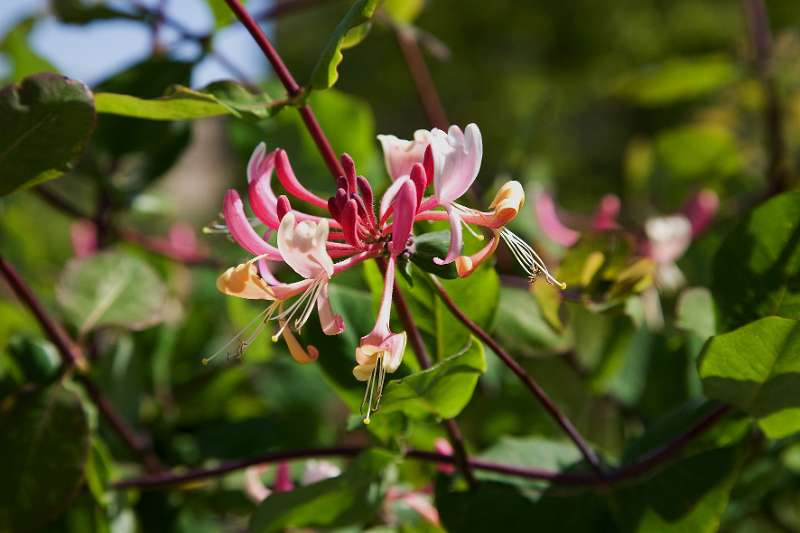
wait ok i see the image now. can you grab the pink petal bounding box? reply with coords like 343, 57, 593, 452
274, 462, 294, 492
681, 189, 719, 236
390, 179, 417, 256
377, 132, 430, 181
592, 194, 621, 231
533, 191, 580, 247
379, 176, 410, 221
432, 123, 483, 205
409, 163, 426, 209
275, 149, 329, 209
223, 189, 282, 259
433, 206, 463, 265
248, 149, 281, 230
317, 282, 344, 335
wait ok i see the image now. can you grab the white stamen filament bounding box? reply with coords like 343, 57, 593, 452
202, 305, 275, 365
360, 353, 386, 425
271, 277, 327, 341
500, 228, 566, 289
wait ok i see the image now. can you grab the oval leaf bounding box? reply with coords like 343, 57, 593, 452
379, 336, 486, 419
0, 385, 90, 531
95, 81, 281, 121
0, 73, 96, 196
56, 251, 167, 334
712, 191, 800, 331
249, 449, 396, 532
310, 0, 379, 90
698, 316, 800, 439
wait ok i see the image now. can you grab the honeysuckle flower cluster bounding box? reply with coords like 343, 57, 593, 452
212, 124, 563, 423
533, 188, 719, 292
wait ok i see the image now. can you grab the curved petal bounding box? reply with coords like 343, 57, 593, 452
223, 189, 282, 258
275, 149, 329, 209
533, 191, 580, 247
277, 212, 334, 279
377, 130, 430, 180
432, 123, 483, 205
379, 175, 410, 221
247, 145, 280, 230
455, 231, 499, 277
280, 323, 319, 364
216, 262, 275, 300
434, 206, 463, 265
380, 331, 407, 373
390, 179, 417, 256
317, 281, 344, 335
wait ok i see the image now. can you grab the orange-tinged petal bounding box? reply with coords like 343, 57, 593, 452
217, 262, 275, 300
488, 180, 525, 226
280, 322, 319, 364
455, 231, 500, 277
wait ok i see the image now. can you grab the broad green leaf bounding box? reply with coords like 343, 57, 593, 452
0, 73, 95, 196
0, 17, 57, 81
494, 287, 571, 355
0, 385, 90, 531
56, 250, 167, 335
95, 81, 281, 121
477, 436, 582, 487
654, 124, 742, 184
379, 337, 486, 419
611, 445, 742, 533
436, 478, 613, 532
51, 0, 141, 24
249, 449, 396, 532
698, 317, 800, 439
676, 287, 716, 342
613, 55, 738, 106
409, 230, 458, 278
712, 192, 800, 330
310, 0, 379, 90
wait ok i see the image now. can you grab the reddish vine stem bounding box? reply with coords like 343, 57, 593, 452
113, 403, 733, 490
0, 256, 163, 471
393, 25, 449, 130
223, 0, 345, 180
429, 277, 605, 477
378, 258, 477, 488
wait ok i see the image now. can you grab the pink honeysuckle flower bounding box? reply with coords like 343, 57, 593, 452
533, 188, 719, 292
301, 460, 342, 485
353, 178, 417, 424
378, 125, 565, 288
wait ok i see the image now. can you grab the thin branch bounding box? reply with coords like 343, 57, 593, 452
742, 0, 792, 195
113, 403, 733, 490
429, 276, 605, 476
378, 258, 476, 487
223, 0, 345, 180
393, 24, 449, 130
0, 256, 82, 368
0, 256, 163, 471
35, 187, 221, 268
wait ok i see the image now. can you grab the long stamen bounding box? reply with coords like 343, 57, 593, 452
500, 228, 566, 289
202, 305, 273, 365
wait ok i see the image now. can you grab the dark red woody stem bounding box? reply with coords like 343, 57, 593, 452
222, 0, 345, 181
430, 276, 606, 477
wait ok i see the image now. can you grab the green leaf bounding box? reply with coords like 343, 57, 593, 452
204, 0, 247, 29
364, 262, 499, 360
611, 445, 742, 533
494, 287, 571, 355
6, 334, 61, 385
56, 250, 167, 335
51, 0, 141, 24
0, 73, 96, 196
654, 124, 742, 184
310, 0, 379, 90
379, 337, 486, 419
712, 192, 800, 330
409, 231, 459, 279
95, 81, 281, 121
698, 316, 800, 439
676, 287, 716, 342
476, 436, 582, 487
0, 385, 91, 531
613, 55, 738, 106
249, 449, 396, 532
0, 17, 57, 81
382, 0, 425, 23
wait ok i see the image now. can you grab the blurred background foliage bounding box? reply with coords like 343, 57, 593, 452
1, 0, 800, 531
